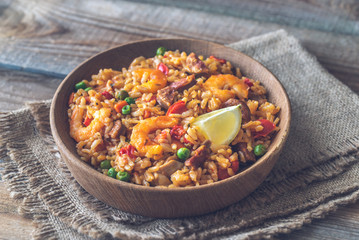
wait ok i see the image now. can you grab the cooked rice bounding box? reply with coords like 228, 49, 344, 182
68, 49, 280, 187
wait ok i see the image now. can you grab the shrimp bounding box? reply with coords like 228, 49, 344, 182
70, 106, 111, 142
132, 69, 167, 93
130, 116, 178, 160
203, 74, 249, 102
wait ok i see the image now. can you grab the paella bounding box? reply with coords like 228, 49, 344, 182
67, 47, 280, 187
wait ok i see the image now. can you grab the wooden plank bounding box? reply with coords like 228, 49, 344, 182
0, 68, 57, 237
0, 183, 35, 240
0, 0, 358, 94
132, 0, 359, 35
280, 202, 359, 239
0, 67, 61, 111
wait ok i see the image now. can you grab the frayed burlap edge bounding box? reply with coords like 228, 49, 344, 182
0, 110, 61, 239
0, 109, 142, 240
237, 190, 359, 240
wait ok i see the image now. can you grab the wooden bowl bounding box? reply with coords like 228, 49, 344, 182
50, 39, 291, 218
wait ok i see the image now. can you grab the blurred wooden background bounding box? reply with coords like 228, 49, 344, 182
0, 0, 358, 239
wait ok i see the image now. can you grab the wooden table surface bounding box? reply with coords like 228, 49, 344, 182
1, 0, 359, 239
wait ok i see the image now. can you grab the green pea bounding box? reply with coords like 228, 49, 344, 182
117, 90, 129, 100
75, 81, 87, 90
177, 147, 191, 161
122, 105, 131, 115
100, 160, 111, 169
156, 47, 166, 56
84, 87, 92, 92
116, 171, 130, 182
125, 97, 135, 105
254, 144, 267, 157
107, 168, 117, 178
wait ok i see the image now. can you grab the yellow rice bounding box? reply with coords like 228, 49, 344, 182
68, 49, 280, 187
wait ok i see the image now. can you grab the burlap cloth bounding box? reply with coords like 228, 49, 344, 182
1, 30, 359, 239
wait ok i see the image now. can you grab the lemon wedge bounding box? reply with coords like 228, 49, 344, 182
192, 104, 242, 146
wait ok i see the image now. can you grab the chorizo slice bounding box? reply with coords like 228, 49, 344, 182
236, 142, 256, 163
169, 74, 195, 91
185, 140, 211, 168
220, 99, 251, 123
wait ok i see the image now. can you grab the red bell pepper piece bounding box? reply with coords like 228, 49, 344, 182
244, 78, 253, 87
218, 160, 239, 180
166, 101, 187, 116
170, 125, 186, 140
209, 55, 226, 64
83, 116, 92, 127
102, 91, 113, 99
157, 63, 169, 75
118, 145, 136, 159
254, 119, 276, 138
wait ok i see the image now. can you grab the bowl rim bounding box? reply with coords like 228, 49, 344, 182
50, 38, 291, 194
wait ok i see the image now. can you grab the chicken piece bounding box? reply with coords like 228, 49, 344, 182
152, 173, 171, 186
158, 160, 184, 177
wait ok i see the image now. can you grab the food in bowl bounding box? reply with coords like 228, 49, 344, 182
67, 47, 280, 187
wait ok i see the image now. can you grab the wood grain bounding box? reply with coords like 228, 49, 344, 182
133, 0, 359, 35
0, 0, 358, 94
0, 183, 34, 240
281, 202, 359, 239
0, 68, 61, 111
